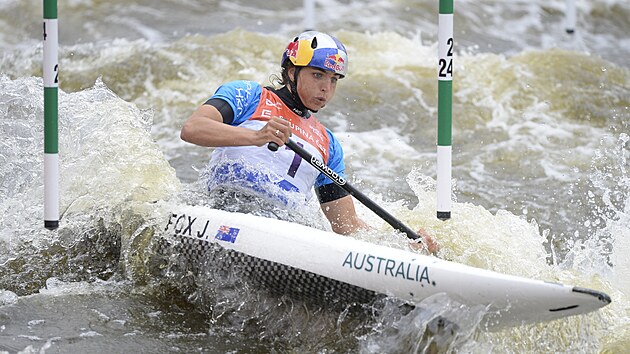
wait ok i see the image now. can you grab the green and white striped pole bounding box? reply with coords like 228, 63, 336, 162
437, 0, 453, 220
43, 0, 59, 229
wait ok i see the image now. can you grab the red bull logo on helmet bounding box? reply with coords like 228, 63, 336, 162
285, 40, 299, 61
324, 53, 346, 75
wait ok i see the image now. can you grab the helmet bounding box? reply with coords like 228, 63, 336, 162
281, 31, 348, 78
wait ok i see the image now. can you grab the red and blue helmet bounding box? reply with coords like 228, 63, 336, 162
281, 31, 348, 78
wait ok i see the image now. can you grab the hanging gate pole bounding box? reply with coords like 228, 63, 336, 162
43, 0, 59, 229
437, 0, 453, 220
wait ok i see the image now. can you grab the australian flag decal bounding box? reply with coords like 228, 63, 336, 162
215, 225, 240, 243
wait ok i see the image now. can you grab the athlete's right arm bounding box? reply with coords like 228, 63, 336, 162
180, 104, 289, 148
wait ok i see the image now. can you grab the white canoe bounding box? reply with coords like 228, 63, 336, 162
161, 204, 611, 330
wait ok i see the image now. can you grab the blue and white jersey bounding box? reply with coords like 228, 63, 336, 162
206, 80, 346, 205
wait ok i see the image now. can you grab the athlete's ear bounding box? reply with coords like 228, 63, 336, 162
287, 66, 296, 79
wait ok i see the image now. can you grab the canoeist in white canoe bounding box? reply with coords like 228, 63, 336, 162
180, 30, 437, 253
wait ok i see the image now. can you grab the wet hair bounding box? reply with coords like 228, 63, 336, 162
269, 61, 294, 88
267, 61, 309, 114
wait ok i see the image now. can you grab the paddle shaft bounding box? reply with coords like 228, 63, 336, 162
269, 140, 421, 241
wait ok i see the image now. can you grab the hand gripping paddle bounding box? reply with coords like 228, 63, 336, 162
268, 140, 424, 243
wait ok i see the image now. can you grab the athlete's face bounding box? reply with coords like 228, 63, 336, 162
291, 67, 340, 111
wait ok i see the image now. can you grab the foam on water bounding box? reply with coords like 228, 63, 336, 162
392, 169, 627, 352
0, 75, 180, 293
1, 0, 630, 351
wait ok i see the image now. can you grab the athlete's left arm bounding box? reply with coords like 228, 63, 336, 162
320, 195, 369, 235
316, 132, 369, 234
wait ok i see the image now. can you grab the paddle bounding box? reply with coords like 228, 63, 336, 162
268, 140, 423, 242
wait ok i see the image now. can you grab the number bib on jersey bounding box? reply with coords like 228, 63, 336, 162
208, 88, 331, 203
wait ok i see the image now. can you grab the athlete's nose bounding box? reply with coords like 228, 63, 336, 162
321, 79, 334, 92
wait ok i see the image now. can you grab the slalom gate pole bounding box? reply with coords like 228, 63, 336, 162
436, 0, 453, 220
43, 0, 59, 230
303, 0, 315, 30
565, 0, 576, 34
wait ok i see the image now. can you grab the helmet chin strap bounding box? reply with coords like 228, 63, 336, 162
289, 67, 317, 115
